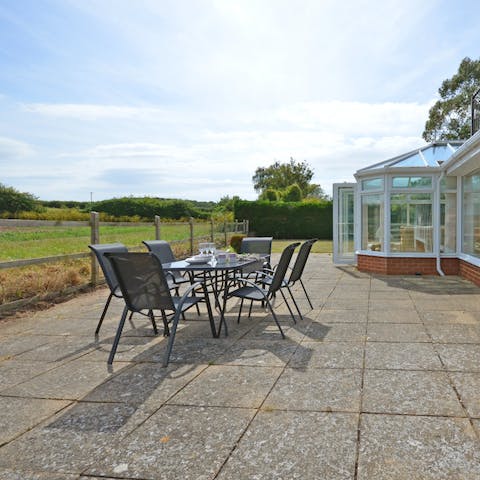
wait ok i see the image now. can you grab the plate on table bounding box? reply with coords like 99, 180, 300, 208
185, 255, 211, 264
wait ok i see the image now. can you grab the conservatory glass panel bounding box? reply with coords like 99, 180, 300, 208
390, 193, 433, 252
463, 173, 480, 257
362, 178, 383, 191
361, 194, 383, 251
392, 176, 432, 189
440, 176, 456, 254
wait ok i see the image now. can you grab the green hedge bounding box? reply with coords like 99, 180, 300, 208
234, 200, 333, 239
91, 197, 210, 220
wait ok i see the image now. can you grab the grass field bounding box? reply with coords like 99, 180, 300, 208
0, 224, 213, 261
0, 227, 332, 307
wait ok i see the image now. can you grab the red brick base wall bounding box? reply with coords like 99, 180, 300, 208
357, 254, 460, 276
459, 259, 480, 286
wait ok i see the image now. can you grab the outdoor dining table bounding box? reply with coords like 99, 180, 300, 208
161, 255, 264, 337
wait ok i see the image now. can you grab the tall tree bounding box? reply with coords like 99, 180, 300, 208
252, 158, 325, 199
0, 183, 38, 213
423, 57, 480, 142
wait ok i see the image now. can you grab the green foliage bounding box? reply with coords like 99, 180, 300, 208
0, 183, 39, 214
91, 196, 210, 220
423, 57, 480, 142
39, 200, 89, 209
252, 158, 325, 200
234, 199, 333, 239
229, 234, 246, 253
259, 188, 280, 201
282, 183, 303, 202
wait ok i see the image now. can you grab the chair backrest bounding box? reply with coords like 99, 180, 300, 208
240, 237, 273, 256
105, 252, 175, 312
268, 242, 300, 293
142, 240, 176, 263
88, 243, 128, 293
289, 239, 317, 283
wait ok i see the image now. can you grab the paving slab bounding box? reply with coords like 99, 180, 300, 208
436, 344, 480, 372
216, 410, 358, 480
306, 321, 367, 342
365, 342, 443, 370
84, 405, 255, 480
0, 396, 71, 445
290, 341, 364, 369
449, 372, 480, 418
425, 324, 480, 343
366, 323, 430, 342
368, 309, 421, 323
168, 364, 282, 408
264, 367, 362, 412
215, 338, 300, 366
0, 401, 147, 474
362, 370, 464, 416
358, 414, 480, 480
420, 310, 480, 325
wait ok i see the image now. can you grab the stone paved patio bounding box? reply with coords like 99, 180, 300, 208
1, 253, 480, 479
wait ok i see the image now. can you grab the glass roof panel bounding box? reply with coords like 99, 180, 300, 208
421, 145, 455, 166
357, 142, 464, 173
394, 153, 426, 167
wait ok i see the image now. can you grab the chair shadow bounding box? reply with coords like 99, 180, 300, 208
42, 300, 327, 436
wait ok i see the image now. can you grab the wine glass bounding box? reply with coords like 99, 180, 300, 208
199, 243, 208, 256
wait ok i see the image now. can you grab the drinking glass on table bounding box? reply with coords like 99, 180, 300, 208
206, 243, 216, 257
199, 243, 208, 256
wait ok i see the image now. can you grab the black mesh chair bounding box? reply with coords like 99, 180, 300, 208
259, 239, 317, 320
142, 240, 190, 288
88, 243, 128, 335
105, 252, 215, 366
227, 242, 300, 335
287, 238, 317, 314
143, 239, 200, 315
240, 237, 273, 269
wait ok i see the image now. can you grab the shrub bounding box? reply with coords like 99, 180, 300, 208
229, 234, 246, 252
234, 200, 333, 239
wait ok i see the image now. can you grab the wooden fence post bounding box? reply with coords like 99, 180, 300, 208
189, 217, 194, 255
210, 218, 214, 243
155, 215, 161, 240
224, 221, 227, 247
245, 219, 249, 235
90, 211, 100, 285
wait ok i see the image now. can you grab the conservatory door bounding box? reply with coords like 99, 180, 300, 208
333, 183, 356, 264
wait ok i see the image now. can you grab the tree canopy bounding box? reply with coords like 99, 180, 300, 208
423, 57, 480, 142
252, 158, 325, 201
0, 183, 38, 213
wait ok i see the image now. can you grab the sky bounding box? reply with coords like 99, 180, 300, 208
1, 0, 480, 202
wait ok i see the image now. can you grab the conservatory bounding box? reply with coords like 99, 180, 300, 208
333, 131, 480, 284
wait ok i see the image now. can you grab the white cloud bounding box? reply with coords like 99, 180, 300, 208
0, 136, 34, 159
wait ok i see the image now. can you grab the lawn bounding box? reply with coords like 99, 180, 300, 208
272, 239, 332, 254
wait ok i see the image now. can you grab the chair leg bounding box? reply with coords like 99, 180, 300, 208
148, 310, 158, 335
299, 279, 314, 309
163, 309, 182, 367
278, 289, 297, 323
202, 283, 216, 337
286, 286, 303, 321
237, 298, 244, 323
108, 305, 129, 364
265, 299, 285, 338
248, 300, 254, 318
95, 292, 113, 335
161, 310, 170, 336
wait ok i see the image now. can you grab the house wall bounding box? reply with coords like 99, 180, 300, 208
357, 254, 460, 276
